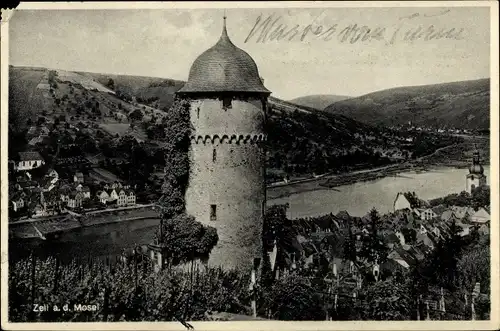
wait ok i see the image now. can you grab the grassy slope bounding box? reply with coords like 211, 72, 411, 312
324, 79, 490, 130
9, 66, 397, 177
8, 67, 52, 131
79, 72, 185, 111
289, 94, 351, 110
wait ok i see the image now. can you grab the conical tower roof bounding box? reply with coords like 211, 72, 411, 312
177, 16, 270, 94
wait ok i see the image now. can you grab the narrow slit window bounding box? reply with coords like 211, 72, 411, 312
210, 204, 217, 221
196, 107, 200, 119
222, 97, 232, 109
212, 148, 217, 162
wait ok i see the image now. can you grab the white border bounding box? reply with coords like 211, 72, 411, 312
1, 1, 499, 330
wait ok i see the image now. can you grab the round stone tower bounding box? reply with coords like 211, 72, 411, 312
176, 17, 271, 270
466, 149, 487, 194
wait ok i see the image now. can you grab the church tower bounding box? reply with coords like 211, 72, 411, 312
466, 149, 487, 193
176, 16, 271, 270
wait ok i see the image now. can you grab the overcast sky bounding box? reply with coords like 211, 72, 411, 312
9, 6, 491, 100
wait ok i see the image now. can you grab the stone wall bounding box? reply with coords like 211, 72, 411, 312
185, 96, 266, 270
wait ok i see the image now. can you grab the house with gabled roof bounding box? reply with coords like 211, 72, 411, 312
16, 151, 45, 171
451, 206, 475, 220
471, 207, 490, 224
394, 192, 412, 211
335, 210, 351, 223
10, 191, 26, 211
416, 231, 436, 249
116, 189, 127, 206
441, 210, 459, 223
82, 186, 91, 199
106, 189, 119, 202
67, 191, 84, 209
96, 190, 110, 204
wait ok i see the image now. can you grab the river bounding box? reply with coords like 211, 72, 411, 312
9, 166, 490, 263
271, 166, 490, 218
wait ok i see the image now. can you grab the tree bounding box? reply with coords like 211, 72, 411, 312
154, 213, 218, 267
359, 208, 388, 264
354, 280, 412, 320
106, 78, 115, 90
471, 185, 490, 209
419, 219, 466, 291
129, 109, 143, 122
263, 204, 300, 276
342, 221, 357, 263
263, 273, 325, 320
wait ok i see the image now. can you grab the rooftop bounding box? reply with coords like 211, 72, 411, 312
177, 17, 270, 95
18, 151, 44, 161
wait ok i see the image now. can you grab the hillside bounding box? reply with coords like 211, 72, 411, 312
78, 72, 184, 111
8, 66, 419, 180
324, 79, 490, 130
289, 94, 351, 110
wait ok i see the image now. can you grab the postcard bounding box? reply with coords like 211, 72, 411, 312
1, 1, 498, 330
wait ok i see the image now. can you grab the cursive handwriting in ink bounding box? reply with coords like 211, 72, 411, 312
245, 14, 384, 44
245, 12, 466, 45
390, 10, 465, 44
245, 14, 337, 43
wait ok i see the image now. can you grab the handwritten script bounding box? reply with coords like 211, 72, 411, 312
244, 10, 465, 45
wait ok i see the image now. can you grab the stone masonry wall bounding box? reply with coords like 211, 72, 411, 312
185, 97, 266, 270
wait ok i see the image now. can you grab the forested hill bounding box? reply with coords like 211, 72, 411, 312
9, 66, 409, 179
289, 94, 351, 110
324, 79, 490, 131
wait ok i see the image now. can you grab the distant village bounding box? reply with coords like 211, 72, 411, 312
8, 128, 143, 222
266, 187, 490, 278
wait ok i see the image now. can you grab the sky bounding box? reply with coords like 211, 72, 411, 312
9, 6, 491, 100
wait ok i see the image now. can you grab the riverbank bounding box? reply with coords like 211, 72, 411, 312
267, 139, 489, 200
9, 205, 159, 239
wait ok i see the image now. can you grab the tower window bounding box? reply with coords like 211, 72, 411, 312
196, 107, 200, 119
210, 204, 217, 221
222, 97, 232, 109
212, 148, 217, 162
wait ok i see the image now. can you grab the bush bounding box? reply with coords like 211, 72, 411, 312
9, 256, 250, 322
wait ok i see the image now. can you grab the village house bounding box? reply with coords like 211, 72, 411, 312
117, 189, 128, 206
41, 177, 57, 192
16, 151, 45, 171
47, 168, 59, 179
456, 223, 472, 237
477, 223, 489, 236
440, 209, 460, 223
10, 191, 26, 211
384, 232, 401, 250
81, 186, 91, 199
125, 189, 136, 205
67, 191, 85, 209
415, 208, 437, 221
73, 172, 84, 183
393, 192, 411, 211
451, 206, 475, 221
59, 184, 72, 203
28, 136, 44, 146
471, 207, 490, 224
107, 189, 119, 202
431, 205, 448, 217
387, 249, 411, 270
96, 190, 110, 204
395, 230, 406, 246
416, 226, 437, 249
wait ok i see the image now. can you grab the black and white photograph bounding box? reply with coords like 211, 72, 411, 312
1, 1, 498, 329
